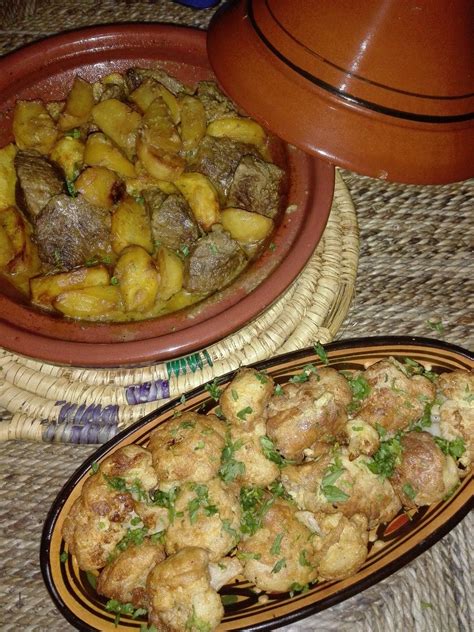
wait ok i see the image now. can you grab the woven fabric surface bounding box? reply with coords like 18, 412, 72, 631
0, 2, 473, 632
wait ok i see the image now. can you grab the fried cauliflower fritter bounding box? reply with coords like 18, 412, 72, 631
357, 358, 436, 432
281, 450, 401, 529
312, 512, 369, 581
96, 538, 166, 608
164, 478, 241, 561
228, 426, 280, 487
437, 370, 474, 469
62, 445, 158, 570
62, 498, 127, 570
345, 418, 380, 458
147, 547, 224, 632
220, 368, 274, 429
148, 412, 226, 486
266, 368, 352, 461
237, 499, 319, 592
390, 431, 459, 507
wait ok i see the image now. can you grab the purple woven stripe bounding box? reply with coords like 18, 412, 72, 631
125, 378, 170, 404
55, 401, 119, 425
42, 422, 119, 444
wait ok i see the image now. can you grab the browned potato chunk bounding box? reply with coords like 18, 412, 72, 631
111, 195, 153, 254
0, 143, 17, 210
92, 99, 142, 159
75, 167, 125, 209
1, 208, 41, 293
54, 285, 123, 318
0, 206, 26, 256
84, 133, 136, 178
175, 172, 220, 231
49, 136, 84, 181
221, 208, 274, 243
207, 117, 266, 147
130, 79, 180, 123
0, 224, 15, 267
30, 265, 110, 308
114, 245, 160, 312
141, 95, 182, 154
136, 136, 185, 182
163, 289, 202, 312
155, 246, 184, 300
179, 95, 206, 152
58, 77, 94, 131
13, 100, 58, 154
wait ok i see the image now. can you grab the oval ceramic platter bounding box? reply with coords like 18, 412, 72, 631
41, 337, 473, 631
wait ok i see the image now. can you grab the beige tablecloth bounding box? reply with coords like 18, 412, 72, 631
0, 2, 473, 632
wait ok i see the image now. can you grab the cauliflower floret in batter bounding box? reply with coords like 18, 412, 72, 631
147, 547, 224, 632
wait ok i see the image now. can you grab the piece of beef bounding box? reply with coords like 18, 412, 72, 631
144, 189, 200, 251
188, 135, 260, 204
227, 155, 284, 219
184, 229, 247, 294
15, 149, 65, 220
125, 67, 190, 96
196, 81, 238, 124
34, 194, 112, 270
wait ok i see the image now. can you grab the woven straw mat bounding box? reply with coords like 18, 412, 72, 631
0, 2, 473, 632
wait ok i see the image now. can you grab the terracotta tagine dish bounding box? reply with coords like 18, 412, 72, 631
0, 24, 334, 367
207, 0, 474, 184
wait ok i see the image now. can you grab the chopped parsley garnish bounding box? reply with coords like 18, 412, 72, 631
179, 244, 190, 258
270, 532, 284, 555
346, 374, 371, 413
105, 599, 147, 626
268, 242, 276, 252
65, 177, 77, 198
236, 550, 262, 561
219, 435, 245, 483
59, 551, 68, 563
289, 582, 310, 596
271, 558, 287, 574
426, 319, 444, 333
237, 406, 253, 420
434, 436, 466, 459
366, 433, 403, 478
179, 420, 195, 430
110, 525, 148, 559
402, 357, 438, 382
64, 128, 81, 139
187, 484, 218, 524
151, 486, 179, 522
259, 435, 293, 468
86, 570, 97, 589
103, 475, 148, 502
221, 519, 239, 541
402, 483, 417, 500
320, 459, 350, 504
208, 242, 218, 255
205, 379, 222, 401
90, 461, 99, 474
409, 402, 433, 431
231, 389, 239, 401
255, 371, 269, 384
314, 342, 329, 365
298, 549, 312, 567
289, 364, 318, 384
240, 486, 274, 536
110, 276, 119, 285
194, 440, 205, 451
274, 384, 284, 396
